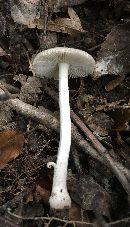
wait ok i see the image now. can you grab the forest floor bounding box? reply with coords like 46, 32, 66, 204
0, 0, 130, 226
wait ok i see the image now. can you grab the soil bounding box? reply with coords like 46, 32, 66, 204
0, 0, 130, 226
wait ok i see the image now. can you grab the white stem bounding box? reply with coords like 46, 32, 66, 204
49, 62, 71, 209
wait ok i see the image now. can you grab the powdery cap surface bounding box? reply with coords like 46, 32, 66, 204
31, 47, 95, 78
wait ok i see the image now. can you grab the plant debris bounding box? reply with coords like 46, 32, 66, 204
69, 174, 111, 217
0, 129, 25, 169
34, 7, 85, 34
0, 47, 8, 56
0, 0, 130, 226
86, 112, 114, 136
95, 22, 130, 78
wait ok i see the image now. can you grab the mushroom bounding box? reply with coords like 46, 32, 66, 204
31, 47, 95, 209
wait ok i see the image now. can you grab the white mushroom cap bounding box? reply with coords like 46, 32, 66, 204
31, 47, 95, 78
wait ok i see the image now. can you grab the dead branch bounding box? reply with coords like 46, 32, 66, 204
45, 86, 130, 184
6, 209, 130, 226
7, 209, 94, 226
71, 111, 130, 188
6, 98, 130, 195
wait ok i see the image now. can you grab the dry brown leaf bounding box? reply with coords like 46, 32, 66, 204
86, 112, 114, 136
11, 1, 84, 35
105, 74, 125, 91
36, 172, 51, 204
96, 99, 125, 111
69, 201, 82, 221
25, 191, 34, 204
34, 7, 85, 34
0, 129, 25, 169
69, 175, 111, 217
49, 7, 84, 34
68, 7, 81, 24
112, 109, 130, 131
0, 215, 21, 227
0, 47, 8, 56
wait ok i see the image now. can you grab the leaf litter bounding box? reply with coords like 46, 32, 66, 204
0, 129, 25, 169
0, 0, 130, 226
95, 22, 130, 78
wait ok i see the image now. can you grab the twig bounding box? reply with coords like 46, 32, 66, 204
87, 44, 101, 53
45, 86, 130, 186
0, 81, 20, 94
0, 84, 11, 98
71, 111, 130, 193
7, 209, 95, 226
6, 209, 130, 227
7, 98, 103, 162
71, 110, 108, 155
0, 215, 20, 227
6, 98, 130, 194
96, 99, 130, 111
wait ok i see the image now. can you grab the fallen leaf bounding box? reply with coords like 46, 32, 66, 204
0, 215, 21, 227
20, 7, 85, 34
69, 201, 82, 221
25, 191, 34, 204
86, 112, 114, 136
10, 0, 40, 28
94, 22, 130, 78
0, 47, 8, 56
112, 109, 130, 131
19, 76, 42, 103
36, 172, 51, 204
11, 2, 85, 35
0, 129, 25, 169
39, 32, 57, 50
49, 7, 85, 34
105, 74, 125, 91
11, 0, 85, 34
69, 174, 111, 217
0, 88, 9, 101
96, 99, 125, 111
47, 7, 84, 34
